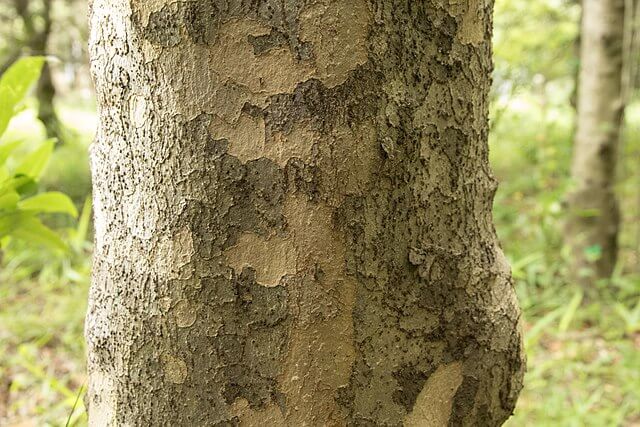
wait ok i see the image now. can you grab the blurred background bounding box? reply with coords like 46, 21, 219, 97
0, 0, 638, 425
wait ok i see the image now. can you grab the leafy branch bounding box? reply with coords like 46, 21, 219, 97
0, 56, 77, 251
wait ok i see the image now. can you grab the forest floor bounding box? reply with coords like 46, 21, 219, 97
0, 97, 639, 426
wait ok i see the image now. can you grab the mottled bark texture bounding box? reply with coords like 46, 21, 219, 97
86, 0, 525, 425
566, 0, 625, 286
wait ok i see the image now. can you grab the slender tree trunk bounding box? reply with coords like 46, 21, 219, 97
14, 0, 62, 140
33, 0, 61, 141
86, 1, 525, 425
566, 0, 625, 286
570, 0, 583, 111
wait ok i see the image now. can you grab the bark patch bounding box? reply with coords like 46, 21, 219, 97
403, 362, 463, 427
299, 0, 371, 87
455, 0, 486, 46
214, 268, 290, 409
161, 354, 188, 384
173, 299, 197, 328
224, 232, 297, 287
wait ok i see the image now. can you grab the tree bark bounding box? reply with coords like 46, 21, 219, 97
86, 1, 525, 425
566, 0, 625, 286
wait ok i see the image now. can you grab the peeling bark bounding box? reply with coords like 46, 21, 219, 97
86, 0, 525, 425
566, 0, 626, 286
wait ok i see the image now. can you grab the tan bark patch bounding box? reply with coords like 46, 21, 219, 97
142, 1, 372, 119
209, 20, 315, 95
173, 299, 197, 328
129, 94, 148, 128
223, 233, 297, 287
124, 190, 159, 240
211, 115, 318, 166
277, 195, 356, 425
227, 118, 378, 423
161, 354, 188, 384
230, 398, 286, 426
403, 362, 464, 427
269, 123, 318, 166
155, 227, 195, 280
209, 113, 266, 161
299, 0, 371, 87
144, 19, 313, 119
131, 0, 167, 27
158, 296, 172, 313
174, 227, 195, 265
87, 368, 116, 427
456, 0, 485, 46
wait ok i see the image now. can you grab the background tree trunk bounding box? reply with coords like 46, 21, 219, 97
570, 0, 583, 111
13, 0, 62, 141
566, 0, 625, 286
86, 1, 525, 425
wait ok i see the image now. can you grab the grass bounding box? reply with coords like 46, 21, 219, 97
506, 270, 640, 426
493, 91, 640, 426
0, 276, 88, 426
0, 91, 639, 426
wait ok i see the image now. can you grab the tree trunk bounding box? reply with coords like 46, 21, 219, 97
86, 1, 525, 425
33, 0, 61, 141
14, 0, 62, 141
36, 62, 60, 140
566, 0, 625, 286
570, 0, 583, 111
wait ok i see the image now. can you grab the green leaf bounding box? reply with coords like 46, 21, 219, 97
13, 175, 38, 196
10, 216, 68, 251
18, 191, 78, 217
0, 190, 20, 210
0, 56, 45, 138
0, 175, 34, 197
0, 139, 23, 166
14, 138, 55, 179
0, 211, 33, 238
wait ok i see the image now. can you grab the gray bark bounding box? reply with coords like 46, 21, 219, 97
86, 1, 525, 425
566, 0, 626, 286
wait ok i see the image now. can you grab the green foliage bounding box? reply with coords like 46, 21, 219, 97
505, 265, 640, 426
614, 295, 640, 334
0, 271, 89, 425
0, 57, 77, 251
0, 56, 46, 135
41, 135, 92, 205
494, 0, 580, 87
